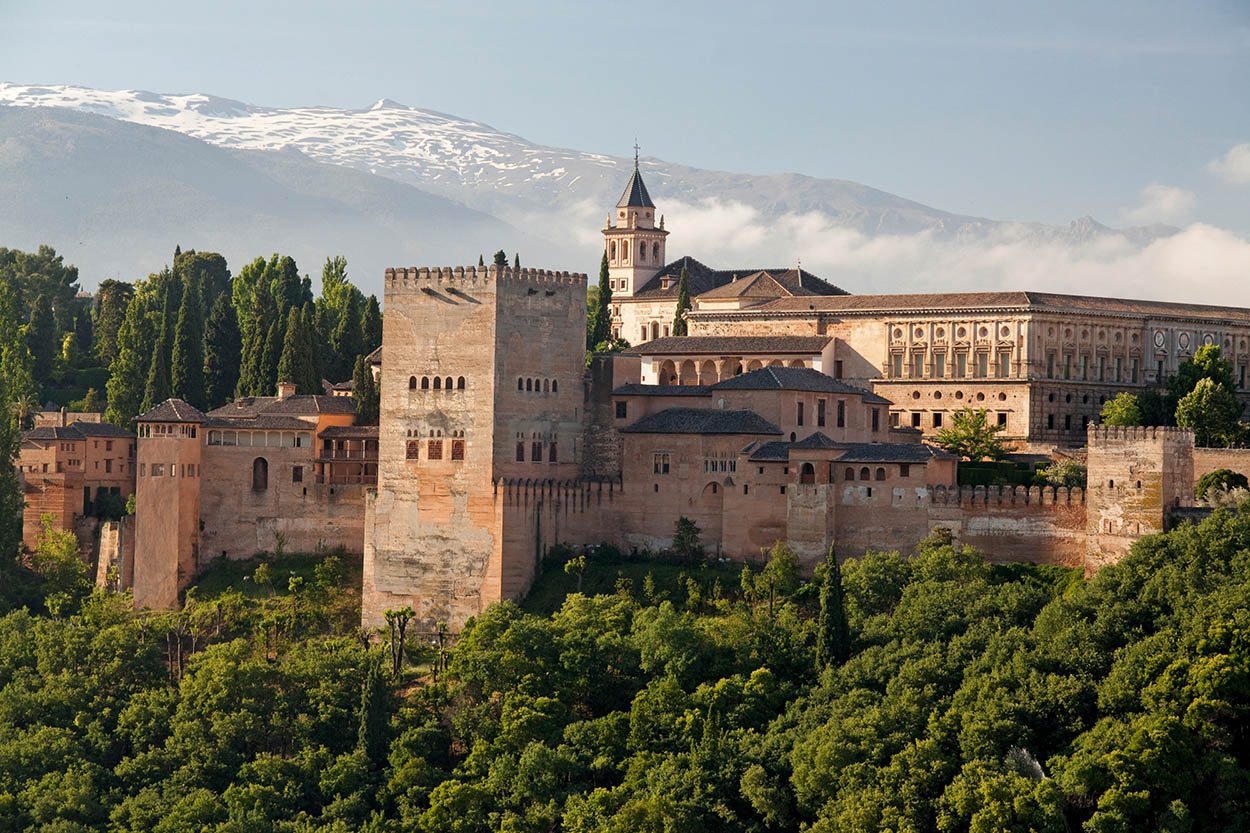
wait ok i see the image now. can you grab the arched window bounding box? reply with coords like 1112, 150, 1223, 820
445, 377, 452, 390
433, 377, 441, 390
800, 462, 815, 484
518, 377, 524, 391
252, 457, 268, 491
408, 376, 416, 390
421, 377, 430, 390
623, 241, 630, 262
526, 378, 533, 392
651, 321, 659, 340
457, 376, 466, 390
552, 380, 558, 393
543, 379, 550, 392
609, 241, 616, 260
875, 467, 886, 481
406, 441, 418, 459
653, 242, 660, 260
860, 467, 871, 481
638, 246, 645, 263
844, 467, 855, 481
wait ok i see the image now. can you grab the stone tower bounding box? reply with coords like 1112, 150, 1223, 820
362, 265, 591, 633
1085, 425, 1194, 573
132, 399, 207, 609
603, 156, 668, 297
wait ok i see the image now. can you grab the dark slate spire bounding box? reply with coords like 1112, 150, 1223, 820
617, 145, 655, 208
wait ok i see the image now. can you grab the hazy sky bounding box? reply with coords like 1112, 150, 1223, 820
2, 0, 1248, 233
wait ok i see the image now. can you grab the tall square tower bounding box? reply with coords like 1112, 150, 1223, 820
362, 265, 589, 631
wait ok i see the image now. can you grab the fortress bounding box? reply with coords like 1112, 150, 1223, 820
33, 163, 1250, 630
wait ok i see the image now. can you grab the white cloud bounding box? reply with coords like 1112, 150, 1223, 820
1208, 142, 1250, 184
1121, 183, 1197, 225
645, 197, 1250, 306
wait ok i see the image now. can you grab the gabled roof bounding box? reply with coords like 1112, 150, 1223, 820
367, 345, 382, 365
630, 335, 832, 356
207, 394, 356, 420
319, 424, 379, 439
630, 255, 847, 300
711, 366, 892, 403
136, 399, 207, 423
617, 168, 655, 208
70, 421, 134, 438
745, 440, 791, 461
621, 408, 782, 435
790, 431, 843, 449
23, 425, 85, 442
612, 383, 713, 397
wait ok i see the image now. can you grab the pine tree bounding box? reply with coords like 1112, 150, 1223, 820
25, 294, 58, 380
816, 545, 851, 670
588, 252, 612, 349
672, 265, 691, 336
170, 274, 205, 408
105, 296, 153, 427
362, 295, 382, 354
142, 294, 173, 411
352, 354, 379, 425
260, 317, 283, 397
330, 291, 363, 382
203, 292, 241, 408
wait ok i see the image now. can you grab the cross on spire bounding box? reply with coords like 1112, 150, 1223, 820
633, 140, 640, 171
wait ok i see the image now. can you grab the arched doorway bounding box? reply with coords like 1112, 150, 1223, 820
800, 462, 815, 484
698, 481, 723, 555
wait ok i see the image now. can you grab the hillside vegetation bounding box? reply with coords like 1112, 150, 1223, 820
2, 508, 1249, 831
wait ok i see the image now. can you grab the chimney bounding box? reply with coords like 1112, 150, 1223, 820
60, 406, 67, 427
276, 381, 296, 399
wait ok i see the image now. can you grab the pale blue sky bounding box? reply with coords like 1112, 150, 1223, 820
2, 0, 1248, 232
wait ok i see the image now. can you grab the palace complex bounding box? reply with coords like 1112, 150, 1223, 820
23, 164, 1250, 630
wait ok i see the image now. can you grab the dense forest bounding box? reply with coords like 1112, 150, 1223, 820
1, 501, 1249, 831
0, 245, 382, 429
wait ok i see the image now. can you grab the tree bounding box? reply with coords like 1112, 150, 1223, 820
320, 256, 349, 316
564, 554, 588, 593
1167, 344, 1236, 416
1035, 458, 1086, 488
276, 308, 313, 393
141, 292, 173, 411
513, 253, 520, 270
30, 515, 91, 617
105, 295, 154, 427
384, 606, 414, 676
270, 255, 302, 321
934, 407, 1011, 461
672, 517, 704, 564
170, 274, 205, 409
330, 291, 363, 382
1101, 393, 1143, 426
588, 252, 612, 349
478, 254, 484, 267
493, 250, 508, 268
174, 250, 230, 311
1195, 468, 1250, 501
816, 545, 851, 669
362, 295, 382, 354
672, 266, 691, 336
1176, 378, 1243, 447
357, 653, 391, 771
238, 275, 277, 396
73, 306, 93, 362
25, 293, 58, 380
352, 355, 379, 425
203, 291, 242, 408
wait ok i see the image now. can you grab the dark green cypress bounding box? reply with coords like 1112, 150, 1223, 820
816, 545, 851, 670
493, 250, 508, 268
105, 296, 153, 427
362, 295, 382, 354
589, 252, 612, 349
352, 354, 378, 425
260, 317, 283, 397
239, 276, 277, 396
142, 293, 173, 411
25, 294, 58, 380
672, 266, 692, 336
203, 291, 242, 408
94, 279, 135, 366
356, 654, 390, 770
300, 302, 319, 393
513, 253, 520, 269
275, 307, 304, 391
331, 291, 363, 382
170, 274, 206, 409
271, 255, 302, 321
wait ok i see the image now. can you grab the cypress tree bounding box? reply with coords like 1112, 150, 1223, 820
300, 303, 320, 393
270, 255, 302, 320
142, 293, 173, 411
352, 354, 379, 425
105, 295, 153, 427
94, 279, 134, 366
73, 306, 93, 362
239, 276, 277, 396
170, 274, 205, 409
203, 291, 242, 408
514, 252, 520, 269
25, 294, 58, 380
816, 544, 851, 670
263, 313, 287, 396
493, 250, 507, 268
362, 295, 382, 354
277, 307, 303, 388
356, 654, 390, 771
672, 265, 692, 336
331, 291, 363, 382
589, 252, 612, 349
478, 254, 485, 267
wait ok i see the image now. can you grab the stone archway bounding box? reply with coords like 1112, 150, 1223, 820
658, 360, 677, 386
789, 360, 807, 368
699, 360, 718, 384
679, 360, 698, 385
746, 359, 763, 372
698, 481, 724, 554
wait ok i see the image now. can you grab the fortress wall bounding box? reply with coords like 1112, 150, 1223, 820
1193, 447, 1250, 485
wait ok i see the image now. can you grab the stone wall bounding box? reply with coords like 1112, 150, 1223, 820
132, 429, 202, 610
1192, 447, 1250, 485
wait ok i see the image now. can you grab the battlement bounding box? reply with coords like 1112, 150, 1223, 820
929, 484, 1086, 507
1087, 425, 1195, 444
384, 265, 587, 291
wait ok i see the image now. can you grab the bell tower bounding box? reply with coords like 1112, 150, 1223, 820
603, 147, 668, 298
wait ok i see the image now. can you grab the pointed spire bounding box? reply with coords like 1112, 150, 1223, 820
634, 139, 640, 171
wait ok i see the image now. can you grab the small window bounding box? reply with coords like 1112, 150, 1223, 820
871, 408, 880, 432
406, 441, 418, 459
526, 378, 533, 392
817, 399, 826, 427
518, 377, 524, 391
421, 377, 430, 390
780, 485, 786, 494
532, 441, 542, 461
292, 465, 303, 483
653, 453, 671, 475
797, 401, 804, 426
860, 467, 871, 481
457, 376, 466, 390
615, 401, 628, 419
252, 457, 269, 490
800, 463, 815, 484
516, 442, 525, 462
844, 467, 855, 481
875, 467, 886, 481
428, 440, 443, 460
911, 413, 921, 428
933, 412, 943, 428
997, 412, 1008, 427
899, 464, 911, 477
451, 440, 465, 460
548, 442, 557, 463
552, 380, 558, 393
445, 377, 452, 390
409, 376, 417, 390
433, 377, 442, 390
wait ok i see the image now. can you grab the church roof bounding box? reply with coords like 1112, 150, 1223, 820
629, 335, 832, 355
617, 167, 655, 208
629, 256, 847, 300
621, 407, 782, 436
136, 399, 208, 423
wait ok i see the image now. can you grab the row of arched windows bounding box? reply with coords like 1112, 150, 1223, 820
518, 377, 558, 394
607, 240, 662, 263
409, 376, 466, 391
405, 429, 467, 462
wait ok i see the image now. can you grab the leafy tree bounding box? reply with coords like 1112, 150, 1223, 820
24, 293, 58, 380
1167, 344, 1236, 415
352, 355, 379, 425
588, 252, 612, 349
672, 516, 704, 564
816, 545, 851, 669
1100, 392, 1143, 426
29, 515, 90, 616
105, 295, 154, 427
270, 254, 303, 321
60, 331, 78, 366
203, 290, 242, 408
362, 294, 382, 354
672, 265, 691, 336
493, 250, 508, 268
934, 407, 1010, 461
0, 245, 80, 333
170, 273, 206, 409
1195, 468, 1250, 501
1176, 377, 1243, 447
1035, 458, 1086, 488
141, 291, 173, 411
